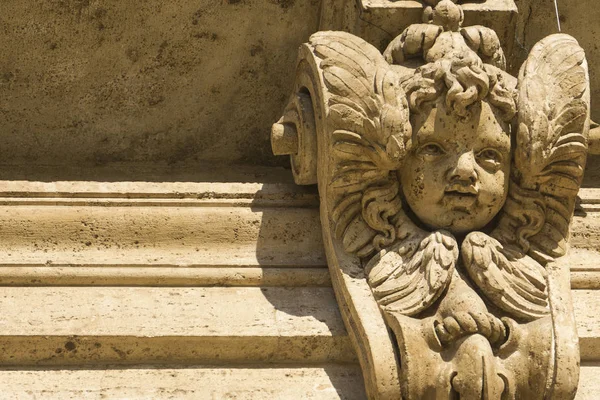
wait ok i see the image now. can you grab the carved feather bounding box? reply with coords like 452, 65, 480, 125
308, 31, 412, 257
471, 35, 589, 319
507, 34, 590, 262
460, 26, 506, 69
310, 32, 455, 314
366, 230, 458, 316
462, 232, 549, 320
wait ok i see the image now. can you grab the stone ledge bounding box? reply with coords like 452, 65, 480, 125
574, 290, 600, 361
0, 287, 353, 366
576, 363, 600, 400
0, 363, 597, 400
0, 364, 366, 400
0, 286, 597, 365
0, 205, 326, 268
0, 179, 318, 208
0, 266, 331, 287
0, 183, 596, 287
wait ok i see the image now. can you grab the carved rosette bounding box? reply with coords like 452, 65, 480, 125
272, 1, 588, 398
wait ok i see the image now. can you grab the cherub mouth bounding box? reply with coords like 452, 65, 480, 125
445, 184, 478, 197
445, 191, 477, 198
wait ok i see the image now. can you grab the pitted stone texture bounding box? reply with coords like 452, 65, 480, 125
0, 287, 353, 365
511, 0, 600, 122
576, 364, 600, 400
0, 366, 367, 399
0, 0, 320, 167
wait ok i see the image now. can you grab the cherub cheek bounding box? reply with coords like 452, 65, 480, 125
408, 171, 426, 200
481, 173, 507, 195
417, 170, 445, 199
477, 175, 508, 209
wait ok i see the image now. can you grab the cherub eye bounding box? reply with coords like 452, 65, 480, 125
417, 143, 446, 160
476, 148, 503, 170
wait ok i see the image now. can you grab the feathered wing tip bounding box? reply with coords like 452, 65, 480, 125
460, 26, 506, 70
308, 32, 412, 259
462, 232, 549, 321
502, 34, 590, 263
366, 228, 458, 316
310, 31, 411, 167
383, 24, 443, 65
474, 34, 589, 320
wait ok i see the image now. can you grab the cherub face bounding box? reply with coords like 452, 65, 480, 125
399, 100, 511, 235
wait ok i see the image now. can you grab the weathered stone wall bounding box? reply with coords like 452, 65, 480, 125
0, 0, 597, 167
511, 0, 600, 122
0, 0, 320, 167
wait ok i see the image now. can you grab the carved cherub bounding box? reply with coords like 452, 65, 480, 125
322, 0, 588, 317
274, 0, 588, 397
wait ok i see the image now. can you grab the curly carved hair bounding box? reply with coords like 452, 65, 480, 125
402, 57, 517, 122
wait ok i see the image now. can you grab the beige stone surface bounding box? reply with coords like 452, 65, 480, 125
0, 365, 366, 399
0, 164, 308, 184
512, 0, 600, 122
0, 266, 331, 287
562, 248, 600, 290
0, 287, 352, 365
0, 179, 599, 290
5, 363, 600, 400
576, 364, 600, 400
573, 290, 600, 361
0, 1, 320, 167
0, 205, 324, 267
0, 1, 596, 398
0, 180, 318, 207
0, 176, 327, 285
0, 0, 598, 168
0, 181, 600, 288
0, 173, 594, 397
0, 285, 599, 365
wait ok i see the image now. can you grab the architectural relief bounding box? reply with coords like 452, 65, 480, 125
273, 0, 590, 398
319, 0, 518, 61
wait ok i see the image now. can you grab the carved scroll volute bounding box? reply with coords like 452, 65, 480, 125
271, 59, 319, 185
271, 40, 403, 399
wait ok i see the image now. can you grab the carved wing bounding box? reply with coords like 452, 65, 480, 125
512, 34, 589, 261
309, 31, 412, 258
309, 32, 456, 316
463, 34, 589, 320
366, 229, 458, 316
463, 232, 548, 319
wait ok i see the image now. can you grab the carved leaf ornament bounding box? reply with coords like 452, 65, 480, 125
272, 0, 589, 398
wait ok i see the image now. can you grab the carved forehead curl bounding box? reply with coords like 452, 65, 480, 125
401, 58, 517, 123
383, 11, 518, 123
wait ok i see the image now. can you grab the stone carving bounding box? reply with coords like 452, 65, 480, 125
272, 1, 589, 398
422, 0, 485, 8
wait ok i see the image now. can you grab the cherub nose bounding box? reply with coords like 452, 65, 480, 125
448, 151, 478, 183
